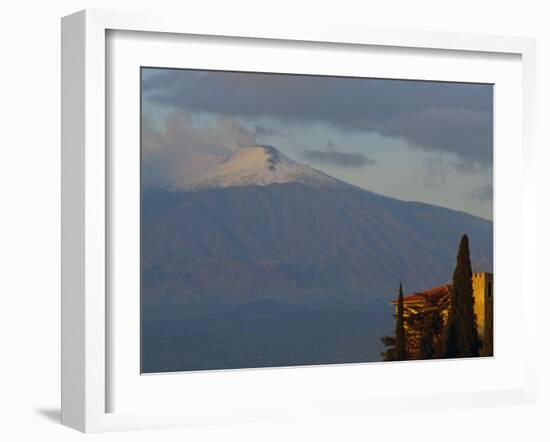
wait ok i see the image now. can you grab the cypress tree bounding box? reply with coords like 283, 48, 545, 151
444, 234, 481, 358
394, 282, 407, 360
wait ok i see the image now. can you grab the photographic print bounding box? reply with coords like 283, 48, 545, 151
140, 68, 493, 373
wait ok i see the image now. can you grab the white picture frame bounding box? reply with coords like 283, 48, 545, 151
61, 9, 537, 433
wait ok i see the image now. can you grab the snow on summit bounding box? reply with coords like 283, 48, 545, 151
171, 145, 342, 191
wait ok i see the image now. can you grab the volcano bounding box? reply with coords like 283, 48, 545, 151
170, 145, 343, 191
141, 145, 492, 372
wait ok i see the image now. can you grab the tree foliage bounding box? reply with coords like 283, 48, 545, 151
394, 282, 407, 361
444, 234, 481, 358
404, 291, 445, 360
380, 335, 396, 361
380, 283, 407, 361
419, 311, 443, 359
481, 298, 494, 357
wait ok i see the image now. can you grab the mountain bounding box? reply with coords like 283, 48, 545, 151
142, 145, 493, 310
141, 144, 492, 372
170, 145, 342, 191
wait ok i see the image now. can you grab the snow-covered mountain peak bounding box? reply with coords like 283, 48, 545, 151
171, 145, 342, 191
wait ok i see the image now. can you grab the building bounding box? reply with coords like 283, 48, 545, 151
472, 272, 493, 338
390, 272, 493, 358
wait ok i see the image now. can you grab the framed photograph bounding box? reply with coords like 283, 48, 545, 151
61, 9, 537, 432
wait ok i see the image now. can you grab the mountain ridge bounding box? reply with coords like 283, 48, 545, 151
142, 180, 492, 309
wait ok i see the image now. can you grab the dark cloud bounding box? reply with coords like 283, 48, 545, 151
142, 69, 493, 170
303, 150, 376, 168
384, 109, 492, 169
254, 125, 283, 137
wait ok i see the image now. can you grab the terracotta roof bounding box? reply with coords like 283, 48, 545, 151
390, 284, 451, 305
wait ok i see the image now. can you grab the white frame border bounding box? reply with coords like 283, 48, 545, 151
61, 9, 537, 433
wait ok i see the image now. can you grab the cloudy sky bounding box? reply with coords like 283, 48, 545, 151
141, 68, 493, 220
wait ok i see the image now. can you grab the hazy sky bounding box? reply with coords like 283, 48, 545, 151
141, 68, 493, 220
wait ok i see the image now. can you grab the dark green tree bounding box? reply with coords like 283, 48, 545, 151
380, 335, 396, 362
394, 282, 407, 361
419, 311, 443, 359
481, 302, 494, 357
380, 283, 407, 361
444, 234, 481, 358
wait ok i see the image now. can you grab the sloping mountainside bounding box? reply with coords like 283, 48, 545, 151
140, 145, 492, 372
142, 182, 492, 308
